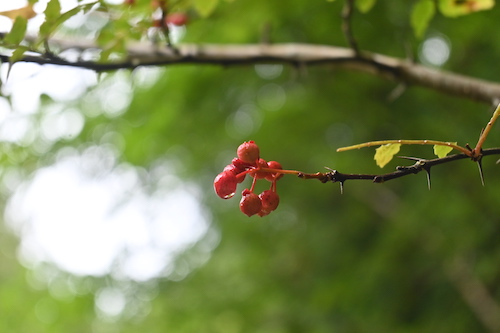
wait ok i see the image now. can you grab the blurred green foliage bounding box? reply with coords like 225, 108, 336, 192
1, 0, 500, 332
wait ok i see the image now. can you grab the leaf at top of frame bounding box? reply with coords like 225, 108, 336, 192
439, 0, 494, 17
193, 0, 219, 17
411, 0, 436, 38
356, 0, 376, 13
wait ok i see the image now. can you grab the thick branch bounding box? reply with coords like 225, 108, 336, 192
3, 39, 500, 104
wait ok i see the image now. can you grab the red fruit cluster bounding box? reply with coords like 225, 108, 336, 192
165, 12, 188, 26
214, 141, 283, 217
126, 1, 189, 27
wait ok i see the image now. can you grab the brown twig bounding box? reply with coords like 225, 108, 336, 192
341, 0, 360, 56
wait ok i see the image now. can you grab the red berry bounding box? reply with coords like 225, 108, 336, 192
258, 190, 280, 216
266, 160, 284, 181
251, 158, 269, 179
214, 171, 238, 199
231, 157, 253, 171
151, 0, 166, 9
237, 141, 260, 165
165, 12, 188, 26
223, 163, 246, 183
239, 190, 262, 217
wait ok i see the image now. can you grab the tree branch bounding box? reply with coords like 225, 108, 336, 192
297, 148, 500, 189
341, 0, 360, 55
3, 38, 500, 104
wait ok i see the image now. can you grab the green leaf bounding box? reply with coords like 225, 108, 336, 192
4, 16, 27, 45
45, 0, 61, 21
39, 0, 62, 38
356, 0, 376, 13
10, 45, 29, 63
433, 143, 456, 158
439, 0, 494, 17
193, 0, 219, 17
374, 143, 401, 168
411, 0, 435, 38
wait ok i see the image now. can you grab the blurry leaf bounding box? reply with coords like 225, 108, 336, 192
193, 0, 219, 17
4, 16, 28, 45
433, 143, 456, 157
58, 6, 84, 25
0, 5, 36, 20
44, 0, 62, 21
411, 0, 435, 38
356, 0, 376, 12
10, 45, 29, 63
439, 0, 494, 17
82, 2, 99, 14
44, 2, 98, 38
39, 0, 62, 38
374, 143, 401, 168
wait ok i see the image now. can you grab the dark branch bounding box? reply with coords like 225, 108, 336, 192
298, 148, 500, 188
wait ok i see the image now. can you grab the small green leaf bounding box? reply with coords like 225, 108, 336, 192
39, 0, 62, 38
374, 143, 401, 168
193, 0, 219, 17
411, 0, 435, 38
10, 45, 29, 63
439, 0, 494, 17
433, 143, 456, 158
356, 0, 376, 13
45, 0, 61, 22
4, 16, 27, 45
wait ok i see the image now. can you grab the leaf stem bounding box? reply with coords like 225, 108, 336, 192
337, 139, 471, 156
473, 103, 500, 158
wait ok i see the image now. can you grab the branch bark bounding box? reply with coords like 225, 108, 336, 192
3, 38, 500, 104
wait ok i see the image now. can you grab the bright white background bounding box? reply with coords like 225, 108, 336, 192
0, 1, 214, 321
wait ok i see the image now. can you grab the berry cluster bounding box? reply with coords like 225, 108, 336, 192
125, 0, 189, 27
214, 141, 283, 217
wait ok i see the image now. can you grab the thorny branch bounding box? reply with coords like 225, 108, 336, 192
296, 148, 500, 191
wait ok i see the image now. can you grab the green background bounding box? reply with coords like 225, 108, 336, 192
1, 1, 500, 332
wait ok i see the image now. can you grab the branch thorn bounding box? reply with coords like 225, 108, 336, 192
424, 167, 431, 190
476, 158, 485, 186
397, 156, 424, 162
